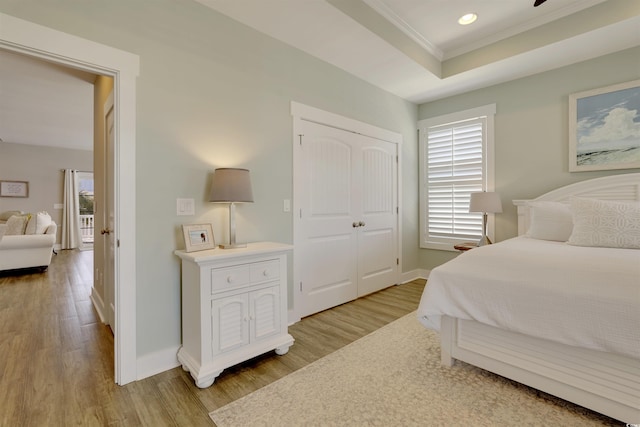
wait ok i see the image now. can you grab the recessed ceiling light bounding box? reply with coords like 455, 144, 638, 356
458, 13, 477, 25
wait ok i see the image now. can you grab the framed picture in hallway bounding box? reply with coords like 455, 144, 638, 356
569, 79, 640, 172
182, 223, 215, 252
0, 180, 29, 197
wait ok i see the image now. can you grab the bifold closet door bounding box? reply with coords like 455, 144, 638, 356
296, 120, 398, 318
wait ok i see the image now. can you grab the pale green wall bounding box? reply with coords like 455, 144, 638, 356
418, 46, 640, 270
0, 0, 418, 358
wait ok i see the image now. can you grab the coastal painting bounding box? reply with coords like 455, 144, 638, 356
569, 80, 640, 172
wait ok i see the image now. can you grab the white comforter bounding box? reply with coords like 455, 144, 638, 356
417, 236, 640, 359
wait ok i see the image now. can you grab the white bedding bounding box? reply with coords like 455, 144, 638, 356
417, 236, 640, 359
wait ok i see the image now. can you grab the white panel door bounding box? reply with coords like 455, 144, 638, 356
358, 137, 398, 296
298, 120, 359, 317
297, 120, 398, 317
104, 95, 116, 331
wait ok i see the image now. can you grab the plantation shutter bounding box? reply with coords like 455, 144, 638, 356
425, 117, 485, 245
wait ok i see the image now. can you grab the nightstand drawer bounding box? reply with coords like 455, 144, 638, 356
211, 265, 251, 292
250, 260, 280, 283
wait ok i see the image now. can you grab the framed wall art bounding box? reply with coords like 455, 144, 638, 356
569, 79, 640, 172
0, 180, 29, 197
182, 223, 215, 252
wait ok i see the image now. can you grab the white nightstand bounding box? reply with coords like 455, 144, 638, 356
174, 242, 294, 388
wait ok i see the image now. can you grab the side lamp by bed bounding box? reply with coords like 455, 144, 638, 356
469, 191, 503, 246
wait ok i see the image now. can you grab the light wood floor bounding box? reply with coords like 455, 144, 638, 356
0, 249, 425, 426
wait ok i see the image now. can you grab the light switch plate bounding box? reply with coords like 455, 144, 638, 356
177, 198, 195, 216
283, 199, 291, 212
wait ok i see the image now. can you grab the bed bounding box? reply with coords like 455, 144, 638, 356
417, 173, 640, 424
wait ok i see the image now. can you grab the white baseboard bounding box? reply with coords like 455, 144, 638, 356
90, 288, 106, 323
399, 268, 430, 283
136, 346, 181, 381
288, 309, 300, 326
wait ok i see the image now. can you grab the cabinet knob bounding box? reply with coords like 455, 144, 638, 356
263, 269, 270, 277
359, 221, 365, 227
226, 275, 235, 283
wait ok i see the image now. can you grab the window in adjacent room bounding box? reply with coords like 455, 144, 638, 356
418, 104, 496, 251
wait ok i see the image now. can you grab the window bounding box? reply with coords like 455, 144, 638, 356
419, 104, 496, 250
77, 172, 94, 248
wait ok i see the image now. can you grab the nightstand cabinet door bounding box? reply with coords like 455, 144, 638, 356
212, 293, 250, 355
251, 286, 280, 343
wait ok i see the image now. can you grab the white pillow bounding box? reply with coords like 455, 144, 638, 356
0, 210, 22, 222
0, 224, 6, 241
568, 197, 640, 249
25, 211, 52, 235
5, 214, 30, 235
527, 201, 573, 241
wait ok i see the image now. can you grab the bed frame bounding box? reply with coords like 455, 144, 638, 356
439, 173, 640, 424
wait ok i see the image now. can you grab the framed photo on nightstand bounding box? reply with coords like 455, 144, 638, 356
182, 224, 215, 252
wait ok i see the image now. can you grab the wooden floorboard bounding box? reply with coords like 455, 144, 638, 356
0, 249, 425, 426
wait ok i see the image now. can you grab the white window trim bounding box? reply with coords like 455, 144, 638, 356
418, 104, 496, 251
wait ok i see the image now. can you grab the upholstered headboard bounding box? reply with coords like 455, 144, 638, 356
513, 173, 640, 236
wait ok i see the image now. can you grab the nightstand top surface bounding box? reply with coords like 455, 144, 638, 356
175, 241, 293, 263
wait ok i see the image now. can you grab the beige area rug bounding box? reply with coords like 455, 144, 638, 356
210, 312, 618, 427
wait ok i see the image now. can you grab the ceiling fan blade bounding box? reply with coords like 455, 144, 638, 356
534, 0, 547, 6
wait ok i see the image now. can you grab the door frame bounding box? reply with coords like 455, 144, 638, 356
290, 101, 402, 323
0, 12, 140, 385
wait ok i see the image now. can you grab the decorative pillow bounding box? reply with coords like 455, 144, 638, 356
568, 197, 640, 249
5, 214, 31, 235
0, 210, 22, 222
527, 201, 573, 241
0, 224, 6, 242
25, 211, 52, 235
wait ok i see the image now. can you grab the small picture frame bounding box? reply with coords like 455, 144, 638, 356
182, 223, 215, 252
0, 180, 29, 197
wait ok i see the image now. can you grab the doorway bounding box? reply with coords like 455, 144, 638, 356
0, 12, 140, 385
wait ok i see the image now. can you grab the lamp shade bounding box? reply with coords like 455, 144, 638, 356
209, 168, 254, 203
469, 191, 502, 213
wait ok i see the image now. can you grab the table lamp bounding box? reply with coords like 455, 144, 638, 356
469, 191, 502, 246
209, 168, 254, 249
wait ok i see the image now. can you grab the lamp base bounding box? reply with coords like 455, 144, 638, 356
218, 243, 247, 249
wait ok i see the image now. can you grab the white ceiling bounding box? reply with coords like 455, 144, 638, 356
197, 0, 639, 103
1, 0, 638, 151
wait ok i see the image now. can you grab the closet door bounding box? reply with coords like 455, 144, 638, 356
297, 120, 359, 317
296, 120, 398, 318
357, 136, 398, 296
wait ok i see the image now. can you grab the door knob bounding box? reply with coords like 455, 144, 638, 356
352, 222, 359, 228
358, 221, 365, 227
100, 228, 112, 235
